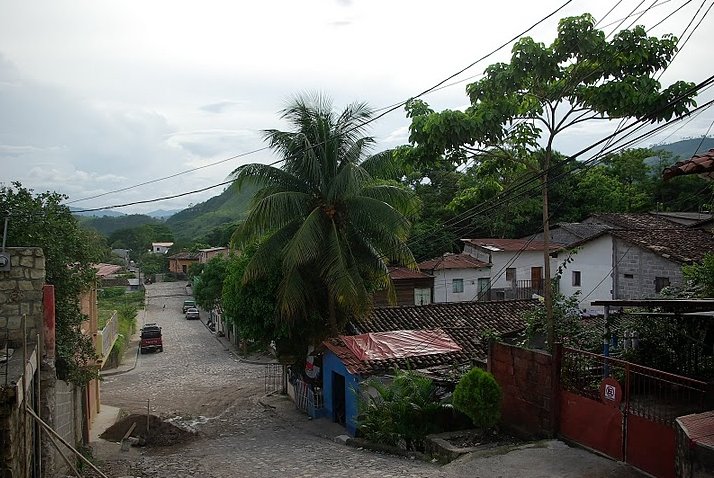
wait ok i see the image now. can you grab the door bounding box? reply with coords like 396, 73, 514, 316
531, 267, 543, 291
332, 372, 346, 426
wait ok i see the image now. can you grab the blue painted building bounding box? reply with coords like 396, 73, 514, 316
321, 349, 362, 436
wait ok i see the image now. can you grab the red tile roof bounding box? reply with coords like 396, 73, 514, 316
419, 253, 490, 271
327, 300, 536, 378
663, 149, 714, 181
93, 263, 122, 277
462, 238, 563, 252
388, 266, 432, 280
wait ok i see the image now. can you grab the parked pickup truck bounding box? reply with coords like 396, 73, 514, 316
139, 323, 163, 354
182, 299, 196, 313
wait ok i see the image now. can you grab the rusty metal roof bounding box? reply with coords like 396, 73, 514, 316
419, 253, 490, 271
388, 266, 433, 280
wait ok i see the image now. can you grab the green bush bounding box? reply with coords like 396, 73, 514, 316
358, 369, 450, 451
452, 367, 501, 430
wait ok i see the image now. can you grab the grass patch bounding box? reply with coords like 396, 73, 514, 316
98, 287, 145, 359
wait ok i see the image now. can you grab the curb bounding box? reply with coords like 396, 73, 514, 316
100, 345, 139, 377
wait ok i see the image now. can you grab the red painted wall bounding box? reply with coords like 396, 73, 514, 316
488, 342, 556, 438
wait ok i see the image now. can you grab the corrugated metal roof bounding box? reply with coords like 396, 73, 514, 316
419, 253, 490, 271
388, 266, 433, 280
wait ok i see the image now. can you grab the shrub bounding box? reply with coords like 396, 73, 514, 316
358, 369, 449, 451
452, 367, 501, 430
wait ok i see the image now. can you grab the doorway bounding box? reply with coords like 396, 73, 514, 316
332, 372, 346, 426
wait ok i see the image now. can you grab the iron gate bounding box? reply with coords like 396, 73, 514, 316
559, 347, 708, 478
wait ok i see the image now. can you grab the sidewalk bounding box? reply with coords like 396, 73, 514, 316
100, 308, 145, 378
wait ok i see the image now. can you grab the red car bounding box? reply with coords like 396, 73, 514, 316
140, 323, 163, 353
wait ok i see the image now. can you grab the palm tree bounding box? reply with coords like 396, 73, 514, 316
231, 94, 417, 335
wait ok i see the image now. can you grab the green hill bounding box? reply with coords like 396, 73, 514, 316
165, 182, 257, 242
79, 214, 162, 236
651, 137, 714, 161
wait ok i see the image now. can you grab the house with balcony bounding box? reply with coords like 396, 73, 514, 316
151, 242, 174, 254
460, 238, 563, 301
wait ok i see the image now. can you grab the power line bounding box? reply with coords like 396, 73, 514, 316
67, 0, 577, 207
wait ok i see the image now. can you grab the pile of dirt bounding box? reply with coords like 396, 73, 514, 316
100, 414, 197, 447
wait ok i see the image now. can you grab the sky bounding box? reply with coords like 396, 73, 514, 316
1, 0, 712, 215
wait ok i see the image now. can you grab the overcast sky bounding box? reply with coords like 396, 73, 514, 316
1, 0, 712, 214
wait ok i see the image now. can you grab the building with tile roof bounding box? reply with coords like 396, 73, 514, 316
662, 148, 714, 181
418, 253, 490, 304
372, 266, 435, 307
556, 213, 714, 313
318, 299, 537, 435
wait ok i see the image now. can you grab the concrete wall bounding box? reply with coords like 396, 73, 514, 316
614, 238, 684, 300
322, 351, 361, 437
488, 342, 556, 439
558, 235, 614, 313
431, 268, 491, 303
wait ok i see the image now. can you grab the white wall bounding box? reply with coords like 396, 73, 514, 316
488, 251, 558, 289
557, 234, 614, 313
431, 267, 491, 303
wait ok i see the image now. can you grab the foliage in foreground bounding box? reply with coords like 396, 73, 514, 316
452, 367, 501, 430
98, 287, 144, 357
1, 182, 103, 385
358, 370, 451, 451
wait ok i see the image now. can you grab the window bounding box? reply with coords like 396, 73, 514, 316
505, 268, 516, 285
477, 278, 491, 300
572, 271, 581, 287
624, 273, 634, 279
452, 278, 464, 293
655, 277, 670, 293
414, 288, 431, 306
182, 264, 188, 274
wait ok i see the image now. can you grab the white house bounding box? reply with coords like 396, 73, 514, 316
418, 253, 491, 303
151, 242, 174, 254
554, 213, 714, 313
461, 238, 563, 300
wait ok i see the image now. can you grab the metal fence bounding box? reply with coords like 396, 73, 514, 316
561, 347, 709, 425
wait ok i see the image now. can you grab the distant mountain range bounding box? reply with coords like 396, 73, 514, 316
650, 137, 714, 161
70, 207, 181, 219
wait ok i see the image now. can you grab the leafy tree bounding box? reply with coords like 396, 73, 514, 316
682, 252, 714, 298
359, 369, 450, 451
231, 94, 418, 336
0, 183, 103, 384
137, 251, 168, 276
193, 256, 227, 313
452, 367, 501, 430
221, 243, 321, 358
405, 14, 697, 347
108, 223, 173, 259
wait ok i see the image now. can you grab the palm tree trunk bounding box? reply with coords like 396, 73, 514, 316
328, 293, 338, 336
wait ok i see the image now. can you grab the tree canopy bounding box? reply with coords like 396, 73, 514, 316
403, 13, 697, 348
231, 94, 418, 337
0, 182, 103, 384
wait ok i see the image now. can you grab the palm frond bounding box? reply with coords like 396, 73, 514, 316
327, 162, 372, 202
233, 191, 313, 245
282, 207, 329, 269
360, 150, 405, 180
360, 184, 421, 218
230, 163, 309, 195
240, 221, 301, 283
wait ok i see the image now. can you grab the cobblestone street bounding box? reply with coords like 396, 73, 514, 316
94, 281, 644, 478
96, 281, 443, 477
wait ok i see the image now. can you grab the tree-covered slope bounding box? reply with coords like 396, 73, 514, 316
79, 214, 162, 236
165, 182, 257, 242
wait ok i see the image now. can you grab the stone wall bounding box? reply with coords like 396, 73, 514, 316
614, 238, 684, 300
0, 392, 34, 478
0, 248, 45, 347
0, 248, 44, 478
488, 342, 557, 438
